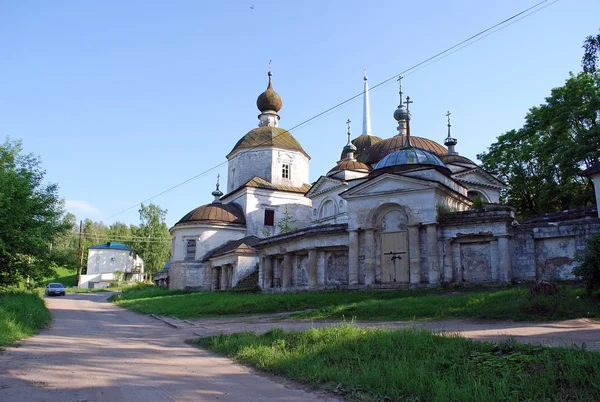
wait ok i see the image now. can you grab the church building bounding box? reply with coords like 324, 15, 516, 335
163, 71, 599, 291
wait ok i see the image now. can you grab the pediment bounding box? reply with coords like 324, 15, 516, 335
306, 176, 346, 198
341, 173, 435, 199
452, 168, 504, 188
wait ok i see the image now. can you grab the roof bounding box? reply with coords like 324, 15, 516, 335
328, 159, 371, 175
89, 241, 131, 251
441, 154, 477, 166
227, 126, 310, 159
202, 235, 261, 262
176, 202, 246, 226
362, 135, 448, 165
223, 176, 312, 200
340, 135, 383, 161
581, 162, 600, 177
371, 148, 450, 177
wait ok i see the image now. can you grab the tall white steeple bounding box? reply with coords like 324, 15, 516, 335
362, 69, 372, 136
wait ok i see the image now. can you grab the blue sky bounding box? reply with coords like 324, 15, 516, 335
1, 0, 599, 228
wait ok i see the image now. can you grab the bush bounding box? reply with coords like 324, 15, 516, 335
573, 231, 600, 293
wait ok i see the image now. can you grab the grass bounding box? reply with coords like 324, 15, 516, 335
40, 266, 77, 288
111, 284, 600, 321
0, 288, 51, 349
197, 325, 600, 401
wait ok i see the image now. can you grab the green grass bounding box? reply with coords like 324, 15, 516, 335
197, 325, 600, 401
111, 284, 600, 321
0, 288, 51, 348
40, 266, 77, 288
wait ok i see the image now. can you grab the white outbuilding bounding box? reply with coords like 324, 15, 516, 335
79, 241, 144, 289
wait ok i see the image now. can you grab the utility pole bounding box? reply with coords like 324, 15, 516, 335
76, 220, 83, 287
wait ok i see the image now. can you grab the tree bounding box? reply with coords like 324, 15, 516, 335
0, 138, 71, 286
277, 206, 299, 234
573, 231, 600, 294
478, 71, 599, 217
132, 203, 171, 280
582, 30, 600, 73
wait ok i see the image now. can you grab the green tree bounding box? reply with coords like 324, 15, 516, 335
132, 203, 171, 280
0, 138, 71, 286
582, 29, 600, 73
277, 206, 298, 234
478, 71, 599, 217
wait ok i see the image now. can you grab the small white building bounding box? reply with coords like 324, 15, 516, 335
79, 241, 144, 289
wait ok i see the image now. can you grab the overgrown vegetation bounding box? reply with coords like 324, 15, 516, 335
0, 288, 50, 348
197, 325, 600, 401
111, 284, 600, 321
573, 231, 600, 293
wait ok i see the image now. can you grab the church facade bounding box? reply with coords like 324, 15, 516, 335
164, 71, 600, 291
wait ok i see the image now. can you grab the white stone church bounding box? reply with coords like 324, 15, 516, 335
159, 71, 599, 291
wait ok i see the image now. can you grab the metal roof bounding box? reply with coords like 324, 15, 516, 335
89, 241, 131, 251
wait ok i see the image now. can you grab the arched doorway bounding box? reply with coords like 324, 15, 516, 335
380, 209, 409, 283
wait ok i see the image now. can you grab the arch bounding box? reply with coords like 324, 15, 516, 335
381, 209, 409, 233
467, 190, 490, 203
318, 198, 338, 219
367, 202, 413, 229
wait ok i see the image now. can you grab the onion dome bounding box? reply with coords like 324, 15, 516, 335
328, 159, 371, 175
227, 126, 309, 159
362, 135, 448, 165
372, 148, 451, 176
176, 202, 246, 226
394, 104, 409, 122
340, 135, 383, 161
256, 71, 282, 113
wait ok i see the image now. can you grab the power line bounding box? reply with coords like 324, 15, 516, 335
103, 0, 557, 221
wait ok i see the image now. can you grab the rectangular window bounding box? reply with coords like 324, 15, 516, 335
264, 209, 275, 226
282, 164, 290, 179
185, 239, 196, 260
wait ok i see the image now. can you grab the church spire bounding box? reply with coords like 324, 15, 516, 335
393, 76, 409, 137
362, 70, 372, 136
212, 174, 223, 203
343, 119, 357, 161
444, 110, 458, 155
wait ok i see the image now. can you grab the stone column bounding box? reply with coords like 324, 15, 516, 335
307, 248, 317, 287
452, 243, 462, 283
220, 266, 227, 289
263, 257, 273, 288
282, 254, 292, 288
426, 224, 440, 285
212, 267, 220, 290
364, 229, 376, 285
348, 230, 359, 286
442, 240, 453, 283
317, 251, 326, 285
498, 237, 512, 283
408, 225, 421, 286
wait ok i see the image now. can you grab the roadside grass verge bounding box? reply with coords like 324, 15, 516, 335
111, 285, 600, 321
197, 325, 600, 401
40, 266, 77, 288
0, 288, 50, 348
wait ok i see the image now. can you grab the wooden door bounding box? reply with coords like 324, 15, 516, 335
381, 232, 409, 283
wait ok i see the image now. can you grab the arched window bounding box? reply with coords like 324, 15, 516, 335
467, 190, 488, 202
185, 239, 196, 260
319, 199, 335, 219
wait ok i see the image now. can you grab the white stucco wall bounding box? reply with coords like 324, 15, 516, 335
227, 147, 309, 192
86, 249, 135, 275
224, 188, 312, 237
170, 223, 246, 262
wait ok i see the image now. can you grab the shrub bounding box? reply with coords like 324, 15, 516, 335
573, 231, 600, 293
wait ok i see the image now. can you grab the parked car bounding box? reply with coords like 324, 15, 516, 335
45, 283, 66, 296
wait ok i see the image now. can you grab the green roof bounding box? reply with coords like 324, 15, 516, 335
227, 126, 310, 159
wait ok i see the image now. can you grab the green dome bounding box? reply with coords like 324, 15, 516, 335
227, 126, 309, 159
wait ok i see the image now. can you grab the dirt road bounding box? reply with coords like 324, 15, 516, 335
0, 293, 337, 402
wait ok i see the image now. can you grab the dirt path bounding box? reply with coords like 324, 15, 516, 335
0, 293, 337, 402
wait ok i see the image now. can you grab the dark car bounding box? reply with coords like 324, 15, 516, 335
45, 283, 66, 296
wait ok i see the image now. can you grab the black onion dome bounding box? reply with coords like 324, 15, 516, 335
256, 72, 283, 113
363, 135, 447, 165
176, 202, 246, 226
340, 135, 383, 161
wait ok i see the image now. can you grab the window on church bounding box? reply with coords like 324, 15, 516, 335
282, 164, 290, 179
264, 209, 275, 226
185, 239, 196, 260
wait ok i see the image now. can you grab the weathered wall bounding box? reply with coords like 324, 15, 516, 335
170, 224, 246, 262
87, 249, 134, 275
169, 261, 213, 290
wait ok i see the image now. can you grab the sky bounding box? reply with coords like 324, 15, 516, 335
1, 0, 599, 228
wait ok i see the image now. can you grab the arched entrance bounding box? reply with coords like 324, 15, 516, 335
380, 209, 409, 283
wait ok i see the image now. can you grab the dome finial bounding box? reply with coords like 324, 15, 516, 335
444, 110, 458, 154
362, 69, 372, 136
212, 174, 223, 203
393, 76, 409, 136
404, 95, 413, 147
343, 118, 357, 160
